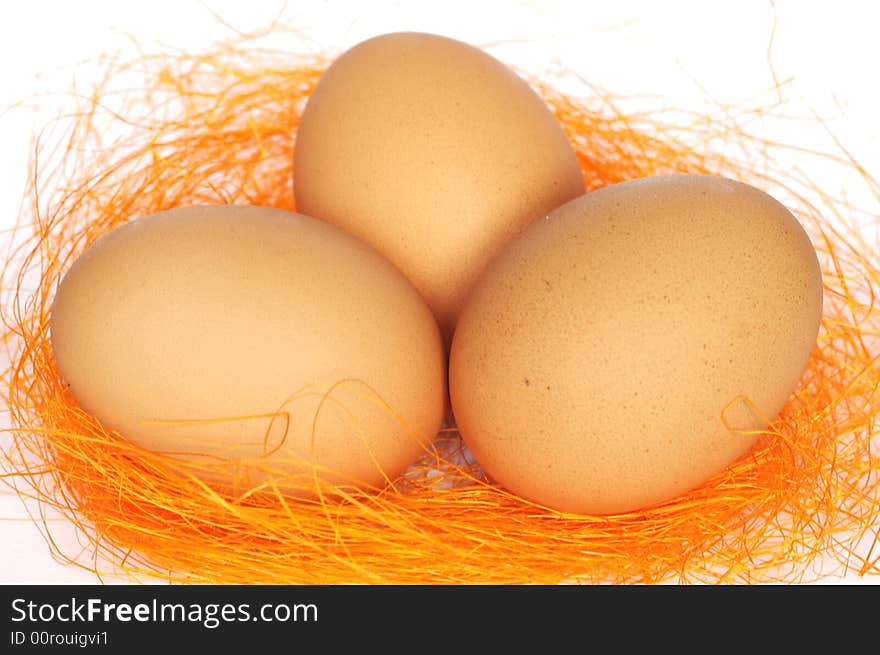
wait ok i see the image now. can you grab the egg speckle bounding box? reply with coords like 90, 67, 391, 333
450, 174, 823, 514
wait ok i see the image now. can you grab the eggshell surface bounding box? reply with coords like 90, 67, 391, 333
449, 174, 823, 515
293, 32, 585, 340
50, 205, 446, 490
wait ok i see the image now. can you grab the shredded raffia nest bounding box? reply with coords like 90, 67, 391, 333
2, 29, 879, 584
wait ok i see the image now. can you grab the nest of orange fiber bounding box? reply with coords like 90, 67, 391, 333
2, 35, 879, 584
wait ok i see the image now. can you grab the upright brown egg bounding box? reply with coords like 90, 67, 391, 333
450, 174, 823, 515
294, 32, 585, 340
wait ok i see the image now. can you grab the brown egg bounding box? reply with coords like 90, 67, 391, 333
293, 32, 585, 340
450, 174, 823, 515
50, 205, 446, 491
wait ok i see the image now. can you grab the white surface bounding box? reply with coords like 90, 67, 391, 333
1, 0, 878, 584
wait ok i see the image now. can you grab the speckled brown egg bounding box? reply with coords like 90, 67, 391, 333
50, 205, 446, 492
449, 174, 823, 515
293, 32, 585, 341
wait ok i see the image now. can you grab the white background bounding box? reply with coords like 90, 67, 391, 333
1, 0, 878, 584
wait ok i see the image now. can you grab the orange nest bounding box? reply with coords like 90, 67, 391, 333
2, 34, 879, 584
